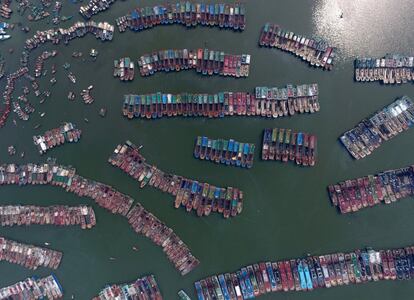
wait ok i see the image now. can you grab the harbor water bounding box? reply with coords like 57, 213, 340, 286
1, 0, 414, 298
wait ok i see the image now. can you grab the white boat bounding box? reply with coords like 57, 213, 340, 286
0, 35, 11, 41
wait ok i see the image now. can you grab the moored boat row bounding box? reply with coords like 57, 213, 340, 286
195, 245, 414, 299
328, 165, 414, 214
0, 67, 29, 128
24, 21, 114, 51
194, 136, 255, 168
355, 54, 414, 84
113, 57, 134, 81
259, 23, 335, 70
127, 204, 200, 276
122, 87, 319, 120
109, 141, 244, 218
0, 205, 96, 229
34, 50, 58, 78
33, 122, 81, 154
255, 84, 320, 116
339, 96, 414, 160
262, 128, 317, 167
93, 274, 163, 300
116, 2, 245, 32
79, 0, 116, 19
0, 236, 62, 270
0, 275, 63, 299
0, 0, 12, 19
138, 48, 250, 77
0, 162, 199, 275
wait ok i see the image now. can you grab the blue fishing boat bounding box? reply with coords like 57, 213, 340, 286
236, 271, 248, 299
297, 260, 307, 290
303, 259, 313, 290
195, 281, 205, 300
266, 262, 277, 291
218, 274, 231, 300
241, 267, 254, 298
241, 143, 249, 168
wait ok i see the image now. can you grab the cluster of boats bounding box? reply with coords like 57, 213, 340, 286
194, 245, 414, 299
194, 136, 255, 168
79, 0, 115, 19
0, 0, 11, 19
0, 236, 62, 270
127, 204, 200, 276
328, 165, 414, 214
0, 205, 96, 229
116, 2, 245, 32
254, 84, 320, 116
259, 23, 335, 70
113, 57, 134, 81
24, 21, 114, 51
0, 21, 10, 41
34, 50, 58, 77
109, 141, 244, 218
340, 96, 414, 160
138, 48, 251, 77
0, 67, 29, 128
0, 275, 63, 299
33, 122, 82, 154
262, 128, 317, 167
122, 87, 319, 120
355, 54, 414, 84
0, 162, 198, 275
93, 275, 163, 300
80, 85, 94, 104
